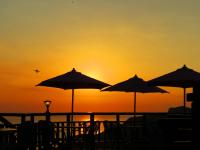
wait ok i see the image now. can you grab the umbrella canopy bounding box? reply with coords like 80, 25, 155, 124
148, 65, 200, 88
37, 68, 109, 114
102, 75, 167, 115
148, 65, 200, 111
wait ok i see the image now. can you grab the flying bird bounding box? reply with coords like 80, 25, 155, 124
34, 69, 40, 73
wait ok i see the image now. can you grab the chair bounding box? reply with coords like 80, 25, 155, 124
74, 121, 100, 150
17, 121, 37, 150
103, 121, 123, 150
37, 120, 56, 150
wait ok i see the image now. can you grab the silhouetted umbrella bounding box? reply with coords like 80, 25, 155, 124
102, 75, 167, 116
37, 68, 109, 115
148, 65, 200, 112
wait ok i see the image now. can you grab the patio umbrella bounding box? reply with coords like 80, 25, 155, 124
102, 75, 167, 117
148, 65, 200, 112
37, 68, 109, 116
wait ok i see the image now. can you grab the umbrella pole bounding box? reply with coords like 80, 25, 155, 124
133, 92, 136, 126
72, 89, 74, 122
183, 88, 186, 113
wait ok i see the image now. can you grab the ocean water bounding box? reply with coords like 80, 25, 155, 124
4, 115, 133, 125
3, 114, 133, 134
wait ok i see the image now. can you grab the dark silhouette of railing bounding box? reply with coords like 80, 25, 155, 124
0, 112, 192, 150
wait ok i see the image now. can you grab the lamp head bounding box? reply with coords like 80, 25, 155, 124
44, 100, 52, 107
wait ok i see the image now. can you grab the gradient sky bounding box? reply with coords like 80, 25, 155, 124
0, 0, 199, 113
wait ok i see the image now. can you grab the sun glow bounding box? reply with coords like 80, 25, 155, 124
86, 71, 101, 81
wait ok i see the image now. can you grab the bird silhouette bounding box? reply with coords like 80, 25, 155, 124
34, 69, 40, 73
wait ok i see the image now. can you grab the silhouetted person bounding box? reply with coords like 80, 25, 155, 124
192, 83, 200, 117
17, 121, 36, 150
191, 83, 199, 147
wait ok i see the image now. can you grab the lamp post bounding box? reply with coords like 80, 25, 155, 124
44, 100, 52, 121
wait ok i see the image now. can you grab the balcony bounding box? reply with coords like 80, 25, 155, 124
0, 112, 192, 150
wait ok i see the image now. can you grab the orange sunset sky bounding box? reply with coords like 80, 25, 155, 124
0, 0, 199, 113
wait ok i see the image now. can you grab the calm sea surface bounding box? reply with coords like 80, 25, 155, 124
5, 115, 133, 125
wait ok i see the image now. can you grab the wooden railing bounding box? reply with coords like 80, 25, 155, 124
0, 112, 192, 150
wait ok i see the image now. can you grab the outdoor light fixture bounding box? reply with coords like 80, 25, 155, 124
44, 100, 52, 113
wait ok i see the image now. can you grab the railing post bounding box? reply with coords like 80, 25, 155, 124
30, 115, 34, 123
143, 114, 146, 136
46, 112, 51, 122
116, 114, 120, 149
61, 122, 65, 143
116, 114, 120, 124
21, 115, 25, 123
66, 114, 71, 148
90, 113, 95, 150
